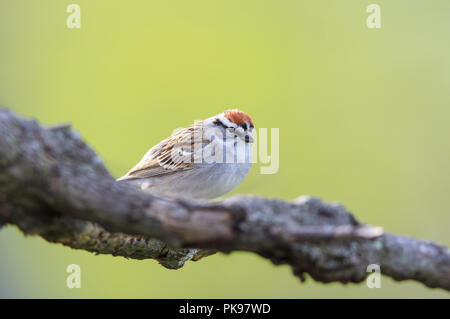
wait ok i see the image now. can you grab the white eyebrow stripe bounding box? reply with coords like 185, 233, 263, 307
218, 113, 237, 127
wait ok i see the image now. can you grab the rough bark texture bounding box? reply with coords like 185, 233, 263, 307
0, 107, 449, 291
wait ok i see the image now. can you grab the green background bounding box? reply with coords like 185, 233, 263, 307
1, 0, 449, 298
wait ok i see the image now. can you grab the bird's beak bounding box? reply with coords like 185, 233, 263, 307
245, 134, 254, 143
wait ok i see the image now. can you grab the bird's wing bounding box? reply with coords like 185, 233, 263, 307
117, 125, 209, 180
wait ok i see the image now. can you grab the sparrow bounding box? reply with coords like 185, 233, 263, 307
117, 109, 254, 200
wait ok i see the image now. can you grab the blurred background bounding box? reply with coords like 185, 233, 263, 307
0, 0, 449, 298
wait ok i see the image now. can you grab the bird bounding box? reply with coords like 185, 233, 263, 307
117, 109, 254, 200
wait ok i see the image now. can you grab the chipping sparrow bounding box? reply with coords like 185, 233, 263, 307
117, 109, 254, 200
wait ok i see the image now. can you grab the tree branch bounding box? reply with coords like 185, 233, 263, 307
0, 108, 449, 291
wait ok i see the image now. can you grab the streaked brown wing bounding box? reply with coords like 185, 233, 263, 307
117, 125, 209, 180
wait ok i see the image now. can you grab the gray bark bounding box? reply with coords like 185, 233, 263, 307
0, 107, 449, 291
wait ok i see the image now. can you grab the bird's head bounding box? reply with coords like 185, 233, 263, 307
213, 109, 254, 143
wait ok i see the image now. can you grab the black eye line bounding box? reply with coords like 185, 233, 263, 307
214, 119, 231, 129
